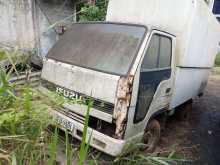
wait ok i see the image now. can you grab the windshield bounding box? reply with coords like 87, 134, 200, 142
47, 23, 146, 75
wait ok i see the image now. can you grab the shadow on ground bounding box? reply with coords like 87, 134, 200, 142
158, 74, 220, 165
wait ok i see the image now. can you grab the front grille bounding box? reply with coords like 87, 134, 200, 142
93, 100, 114, 115
57, 108, 85, 124
41, 80, 114, 115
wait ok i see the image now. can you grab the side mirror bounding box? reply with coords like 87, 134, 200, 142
57, 25, 67, 35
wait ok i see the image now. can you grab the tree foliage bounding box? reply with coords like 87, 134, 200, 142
79, 0, 109, 22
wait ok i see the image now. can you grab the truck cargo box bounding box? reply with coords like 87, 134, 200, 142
107, 0, 220, 108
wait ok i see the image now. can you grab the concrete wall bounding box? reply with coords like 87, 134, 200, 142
36, 0, 75, 57
0, 0, 35, 50
34, 2, 57, 57
0, 0, 58, 56
0, 0, 75, 57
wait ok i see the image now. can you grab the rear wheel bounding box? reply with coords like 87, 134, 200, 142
143, 119, 161, 152
176, 100, 192, 121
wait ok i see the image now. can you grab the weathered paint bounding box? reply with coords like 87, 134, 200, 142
170, 67, 211, 108
124, 30, 175, 140
107, 0, 220, 110
39, 0, 220, 156
107, 0, 220, 67
50, 110, 126, 156
134, 69, 171, 123
39, 86, 114, 123
41, 59, 120, 104
114, 77, 133, 139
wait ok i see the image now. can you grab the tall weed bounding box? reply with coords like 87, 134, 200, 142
215, 52, 220, 67
0, 48, 185, 165
78, 100, 93, 165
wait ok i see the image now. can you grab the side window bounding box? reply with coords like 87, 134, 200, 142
158, 36, 172, 68
141, 35, 160, 69
141, 34, 172, 70
213, 0, 220, 14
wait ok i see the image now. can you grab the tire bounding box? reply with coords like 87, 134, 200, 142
143, 119, 161, 152
176, 101, 192, 121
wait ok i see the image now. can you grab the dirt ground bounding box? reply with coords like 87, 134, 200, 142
157, 73, 220, 165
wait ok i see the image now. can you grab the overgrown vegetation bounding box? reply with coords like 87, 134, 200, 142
0, 49, 184, 165
114, 152, 186, 165
79, 0, 109, 21
0, 51, 61, 164
0, 49, 91, 164
215, 52, 220, 67
0, 50, 6, 60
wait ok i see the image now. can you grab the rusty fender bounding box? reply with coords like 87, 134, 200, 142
114, 75, 134, 139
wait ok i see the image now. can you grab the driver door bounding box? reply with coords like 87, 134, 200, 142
134, 31, 174, 124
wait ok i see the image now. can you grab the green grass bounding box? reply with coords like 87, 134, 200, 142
0, 68, 57, 164
78, 99, 93, 165
0, 51, 63, 164
114, 154, 185, 165
0, 68, 80, 164
0, 50, 93, 164
215, 52, 220, 67
112, 143, 187, 165
0, 78, 92, 164
0, 50, 6, 61
0, 49, 186, 165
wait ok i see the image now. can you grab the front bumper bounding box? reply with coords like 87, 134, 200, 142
52, 110, 126, 156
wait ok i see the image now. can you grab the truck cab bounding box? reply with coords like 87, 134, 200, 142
39, 0, 220, 156
40, 22, 175, 156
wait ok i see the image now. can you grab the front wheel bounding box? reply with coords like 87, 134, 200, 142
143, 119, 161, 152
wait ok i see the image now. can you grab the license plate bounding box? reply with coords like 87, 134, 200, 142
57, 116, 74, 131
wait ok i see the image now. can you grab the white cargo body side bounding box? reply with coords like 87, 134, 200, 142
107, 0, 220, 108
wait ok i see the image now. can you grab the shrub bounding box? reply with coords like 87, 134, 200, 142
215, 52, 220, 67
79, 0, 109, 22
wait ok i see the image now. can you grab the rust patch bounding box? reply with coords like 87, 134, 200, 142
114, 75, 134, 139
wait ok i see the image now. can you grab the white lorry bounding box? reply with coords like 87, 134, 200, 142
39, 0, 220, 156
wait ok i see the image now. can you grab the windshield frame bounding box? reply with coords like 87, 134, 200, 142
46, 22, 148, 76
